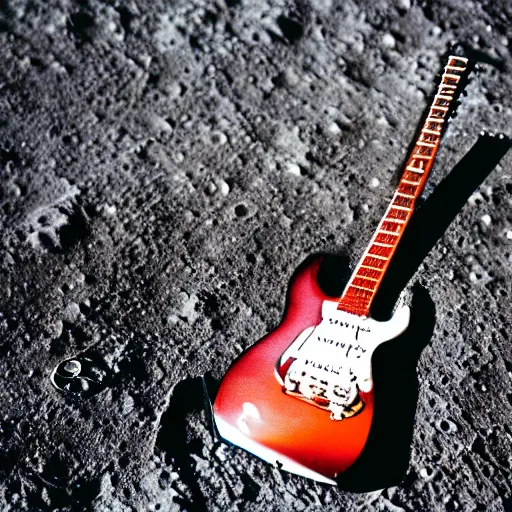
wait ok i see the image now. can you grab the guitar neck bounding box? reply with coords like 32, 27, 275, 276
338, 54, 470, 317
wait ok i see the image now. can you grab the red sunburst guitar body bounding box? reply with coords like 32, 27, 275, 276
214, 258, 373, 483
213, 55, 470, 484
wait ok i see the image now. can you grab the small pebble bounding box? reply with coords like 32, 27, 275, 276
481, 214, 491, 226
328, 122, 342, 135
205, 181, 217, 195
105, 204, 117, 216
63, 302, 81, 323
286, 162, 301, 177
382, 33, 396, 49
219, 180, 230, 196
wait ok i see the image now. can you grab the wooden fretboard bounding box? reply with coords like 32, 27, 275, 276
337, 55, 470, 317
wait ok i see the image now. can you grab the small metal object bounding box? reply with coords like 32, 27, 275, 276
62, 360, 81, 377
50, 356, 109, 397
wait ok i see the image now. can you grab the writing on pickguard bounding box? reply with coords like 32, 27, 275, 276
305, 359, 357, 378
327, 317, 371, 341
313, 335, 368, 359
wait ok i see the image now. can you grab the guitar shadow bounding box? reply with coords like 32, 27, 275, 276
156, 376, 210, 511
372, 132, 511, 321
337, 132, 511, 492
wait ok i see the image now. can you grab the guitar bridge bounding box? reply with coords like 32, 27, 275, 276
281, 358, 365, 421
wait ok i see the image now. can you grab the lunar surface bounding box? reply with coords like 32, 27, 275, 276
0, 0, 511, 510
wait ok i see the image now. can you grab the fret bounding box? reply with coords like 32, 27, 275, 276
436, 94, 453, 101
449, 55, 468, 64
445, 65, 466, 72
350, 284, 375, 293
411, 154, 432, 160
425, 125, 441, 133
391, 204, 412, 211
396, 192, 415, 199
431, 105, 449, 112
422, 128, 441, 136
364, 254, 387, 263
358, 265, 382, 274
439, 84, 457, 90
357, 275, 379, 282
402, 179, 420, 185
437, 87, 454, 94
366, 253, 388, 260
360, 265, 383, 271
406, 165, 425, 173
426, 116, 444, 124
416, 141, 437, 148
385, 217, 406, 224
353, 273, 380, 286
379, 230, 400, 236
373, 242, 394, 248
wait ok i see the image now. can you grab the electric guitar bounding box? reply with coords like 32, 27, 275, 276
213, 54, 471, 484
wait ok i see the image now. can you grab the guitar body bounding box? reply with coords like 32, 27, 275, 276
213, 257, 410, 484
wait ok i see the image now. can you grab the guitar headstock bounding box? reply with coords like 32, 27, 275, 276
434, 45, 475, 132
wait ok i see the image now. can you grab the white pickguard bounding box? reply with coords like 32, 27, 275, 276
277, 300, 410, 420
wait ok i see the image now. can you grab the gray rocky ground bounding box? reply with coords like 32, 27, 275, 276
0, 0, 512, 510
